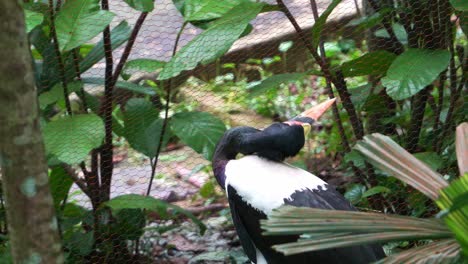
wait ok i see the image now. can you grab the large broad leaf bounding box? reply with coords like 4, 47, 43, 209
103, 194, 206, 234
341, 51, 396, 77
158, 1, 264, 80
382, 49, 451, 100
344, 184, 366, 204
183, 0, 239, 22
376, 239, 461, 264
123, 0, 154, 12
171, 111, 226, 160
311, 0, 342, 50
123, 98, 166, 157
49, 166, 74, 210
121, 59, 166, 80
82, 77, 156, 95
24, 10, 44, 33
450, 0, 468, 11
43, 114, 105, 164
355, 134, 448, 200
248, 73, 306, 97
56, 0, 115, 51
261, 206, 451, 256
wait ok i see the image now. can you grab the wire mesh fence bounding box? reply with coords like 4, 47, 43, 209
1, 0, 466, 263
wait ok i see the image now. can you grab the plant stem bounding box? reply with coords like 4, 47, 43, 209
111, 12, 149, 85
406, 87, 430, 153
146, 22, 188, 196
48, 0, 72, 115
98, 0, 114, 204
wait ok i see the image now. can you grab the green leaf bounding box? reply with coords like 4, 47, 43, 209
24, 10, 43, 33
311, 0, 342, 50
123, 0, 154, 12
248, 73, 306, 97
362, 186, 390, 198
123, 98, 166, 157
344, 184, 366, 204
104, 194, 206, 234
111, 209, 146, 240
56, 0, 115, 51
43, 114, 105, 164
49, 166, 74, 210
344, 150, 366, 168
39, 81, 83, 109
158, 1, 264, 80
341, 51, 397, 77
122, 59, 166, 80
437, 175, 468, 254
450, 0, 468, 11
63, 230, 94, 256
382, 49, 451, 100
171, 111, 226, 160
183, 0, 239, 22
413, 152, 444, 171
82, 77, 156, 95
375, 23, 408, 45
199, 181, 215, 198
78, 21, 131, 78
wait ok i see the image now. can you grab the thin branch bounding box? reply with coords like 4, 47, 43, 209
61, 164, 90, 197
48, 0, 72, 115
99, 0, 114, 203
278, 0, 364, 140
146, 22, 188, 196
111, 12, 149, 86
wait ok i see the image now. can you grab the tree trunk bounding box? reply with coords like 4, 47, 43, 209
0, 2, 64, 263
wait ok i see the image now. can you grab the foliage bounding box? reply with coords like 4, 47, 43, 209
262, 123, 468, 262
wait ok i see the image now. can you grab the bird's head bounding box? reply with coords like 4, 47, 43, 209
248, 98, 336, 161
213, 98, 336, 162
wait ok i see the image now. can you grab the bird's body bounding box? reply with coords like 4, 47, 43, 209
212, 99, 385, 263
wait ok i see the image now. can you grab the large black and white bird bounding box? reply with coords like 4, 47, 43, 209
212, 99, 384, 264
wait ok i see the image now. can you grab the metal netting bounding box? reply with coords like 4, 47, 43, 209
1, 0, 466, 263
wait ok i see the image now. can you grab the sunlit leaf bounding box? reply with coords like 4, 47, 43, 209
24, 10, 43, 33
450, 0, 468, 11
158, 1, 264, 80
183, 0, 239, 22
82, 77, 156, 95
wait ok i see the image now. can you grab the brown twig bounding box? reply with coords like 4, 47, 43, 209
61, 164, 90, 197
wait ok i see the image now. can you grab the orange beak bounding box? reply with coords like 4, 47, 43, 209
297, 98, 336, 120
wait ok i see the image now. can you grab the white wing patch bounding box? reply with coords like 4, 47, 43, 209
225, 155, 327, 215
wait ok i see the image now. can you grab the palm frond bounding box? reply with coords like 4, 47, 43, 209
377, 239, 460, 264
355, 134, 448, 200
261, 206, 452, 256
456, 122, 468, 175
